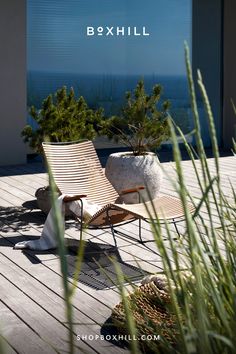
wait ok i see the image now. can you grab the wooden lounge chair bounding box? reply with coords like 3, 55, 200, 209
42, 140, 194, 245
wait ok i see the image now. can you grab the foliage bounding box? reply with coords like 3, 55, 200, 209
233, 139, 236, 155
47, 161, 85, 354
111, 44, 236, 353
231, 100, 236, 155
0, 336, 5, 354
46, 45, 236, 354
102, 80, 171, 155
22, 86, 104, 153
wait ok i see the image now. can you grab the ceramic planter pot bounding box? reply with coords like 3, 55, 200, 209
105, 152, 162, 204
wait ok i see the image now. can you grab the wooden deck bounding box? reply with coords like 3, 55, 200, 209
0, 156, 235, 354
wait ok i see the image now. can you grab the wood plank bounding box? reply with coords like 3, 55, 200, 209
0, 232, 120, 320
0, 202, 166, 275
0, 251, 127, 354
0, 300, 53, 354
0, 226, 138, 306
0, 275, 79, 354
0, 155, 235, 354
0, 188, 167, 275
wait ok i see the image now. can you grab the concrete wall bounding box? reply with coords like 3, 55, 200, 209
0, 0, 26, 165
192, 0, 223, 146
223, 0, 236, 147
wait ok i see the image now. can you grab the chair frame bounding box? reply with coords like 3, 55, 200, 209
66, 190, 185, 248
43, 140, 194, 247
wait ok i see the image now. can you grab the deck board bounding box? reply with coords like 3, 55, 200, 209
0, 155, 235, 353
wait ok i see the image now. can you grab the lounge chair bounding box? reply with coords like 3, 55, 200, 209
42, 140, 194, 245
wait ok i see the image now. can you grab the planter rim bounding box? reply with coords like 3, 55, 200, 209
108, 151, 157, 158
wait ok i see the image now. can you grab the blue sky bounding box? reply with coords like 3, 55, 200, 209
27, 0, 191, 75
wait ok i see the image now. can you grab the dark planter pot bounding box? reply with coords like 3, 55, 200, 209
35, 186, 73, 217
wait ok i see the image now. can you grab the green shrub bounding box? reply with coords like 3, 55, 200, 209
22, 86, 104, 153
102, 80, 171, 156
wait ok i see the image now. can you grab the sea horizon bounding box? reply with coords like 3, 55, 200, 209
27, 70, 192, 134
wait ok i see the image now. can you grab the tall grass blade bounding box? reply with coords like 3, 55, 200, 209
47, 162, 75, 354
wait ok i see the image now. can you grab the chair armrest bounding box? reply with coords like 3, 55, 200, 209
63, 195, 87, 203
120, 186, 145, 196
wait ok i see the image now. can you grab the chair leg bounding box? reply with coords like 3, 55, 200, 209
113, 218, 145, 244
106, 209, 118, 248
173, 219, 181, 239
138, 218, 144, 244
73, 199, 84, 243
79, 220, 83, 243
162, 219, 180, 241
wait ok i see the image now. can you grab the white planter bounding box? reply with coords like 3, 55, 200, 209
105, 152, 162, 204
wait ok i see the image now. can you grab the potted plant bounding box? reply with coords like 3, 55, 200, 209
103, 80, 171, 203
22, 86, 104, 214
22, 86, 104, 153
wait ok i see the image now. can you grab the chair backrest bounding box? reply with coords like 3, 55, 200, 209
42, 140, 119, 205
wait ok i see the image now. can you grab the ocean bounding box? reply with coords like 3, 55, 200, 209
27, 71, 193, 134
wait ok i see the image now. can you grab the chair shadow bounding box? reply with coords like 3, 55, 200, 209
100, 317, 128, 349
22, 200, 39, 210
0, 203, 77, 233
0, 202, 149, 290
0, 204, 46, 233
0, 226, 149, 290
66, 239, 149, 290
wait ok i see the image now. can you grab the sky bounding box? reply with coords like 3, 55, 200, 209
27, 0, 192, 75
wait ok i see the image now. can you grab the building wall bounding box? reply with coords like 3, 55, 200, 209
192, 0, 223, 145
0, 0, 26, 165
223, 0, 236, 147
0, 0, 234, 166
